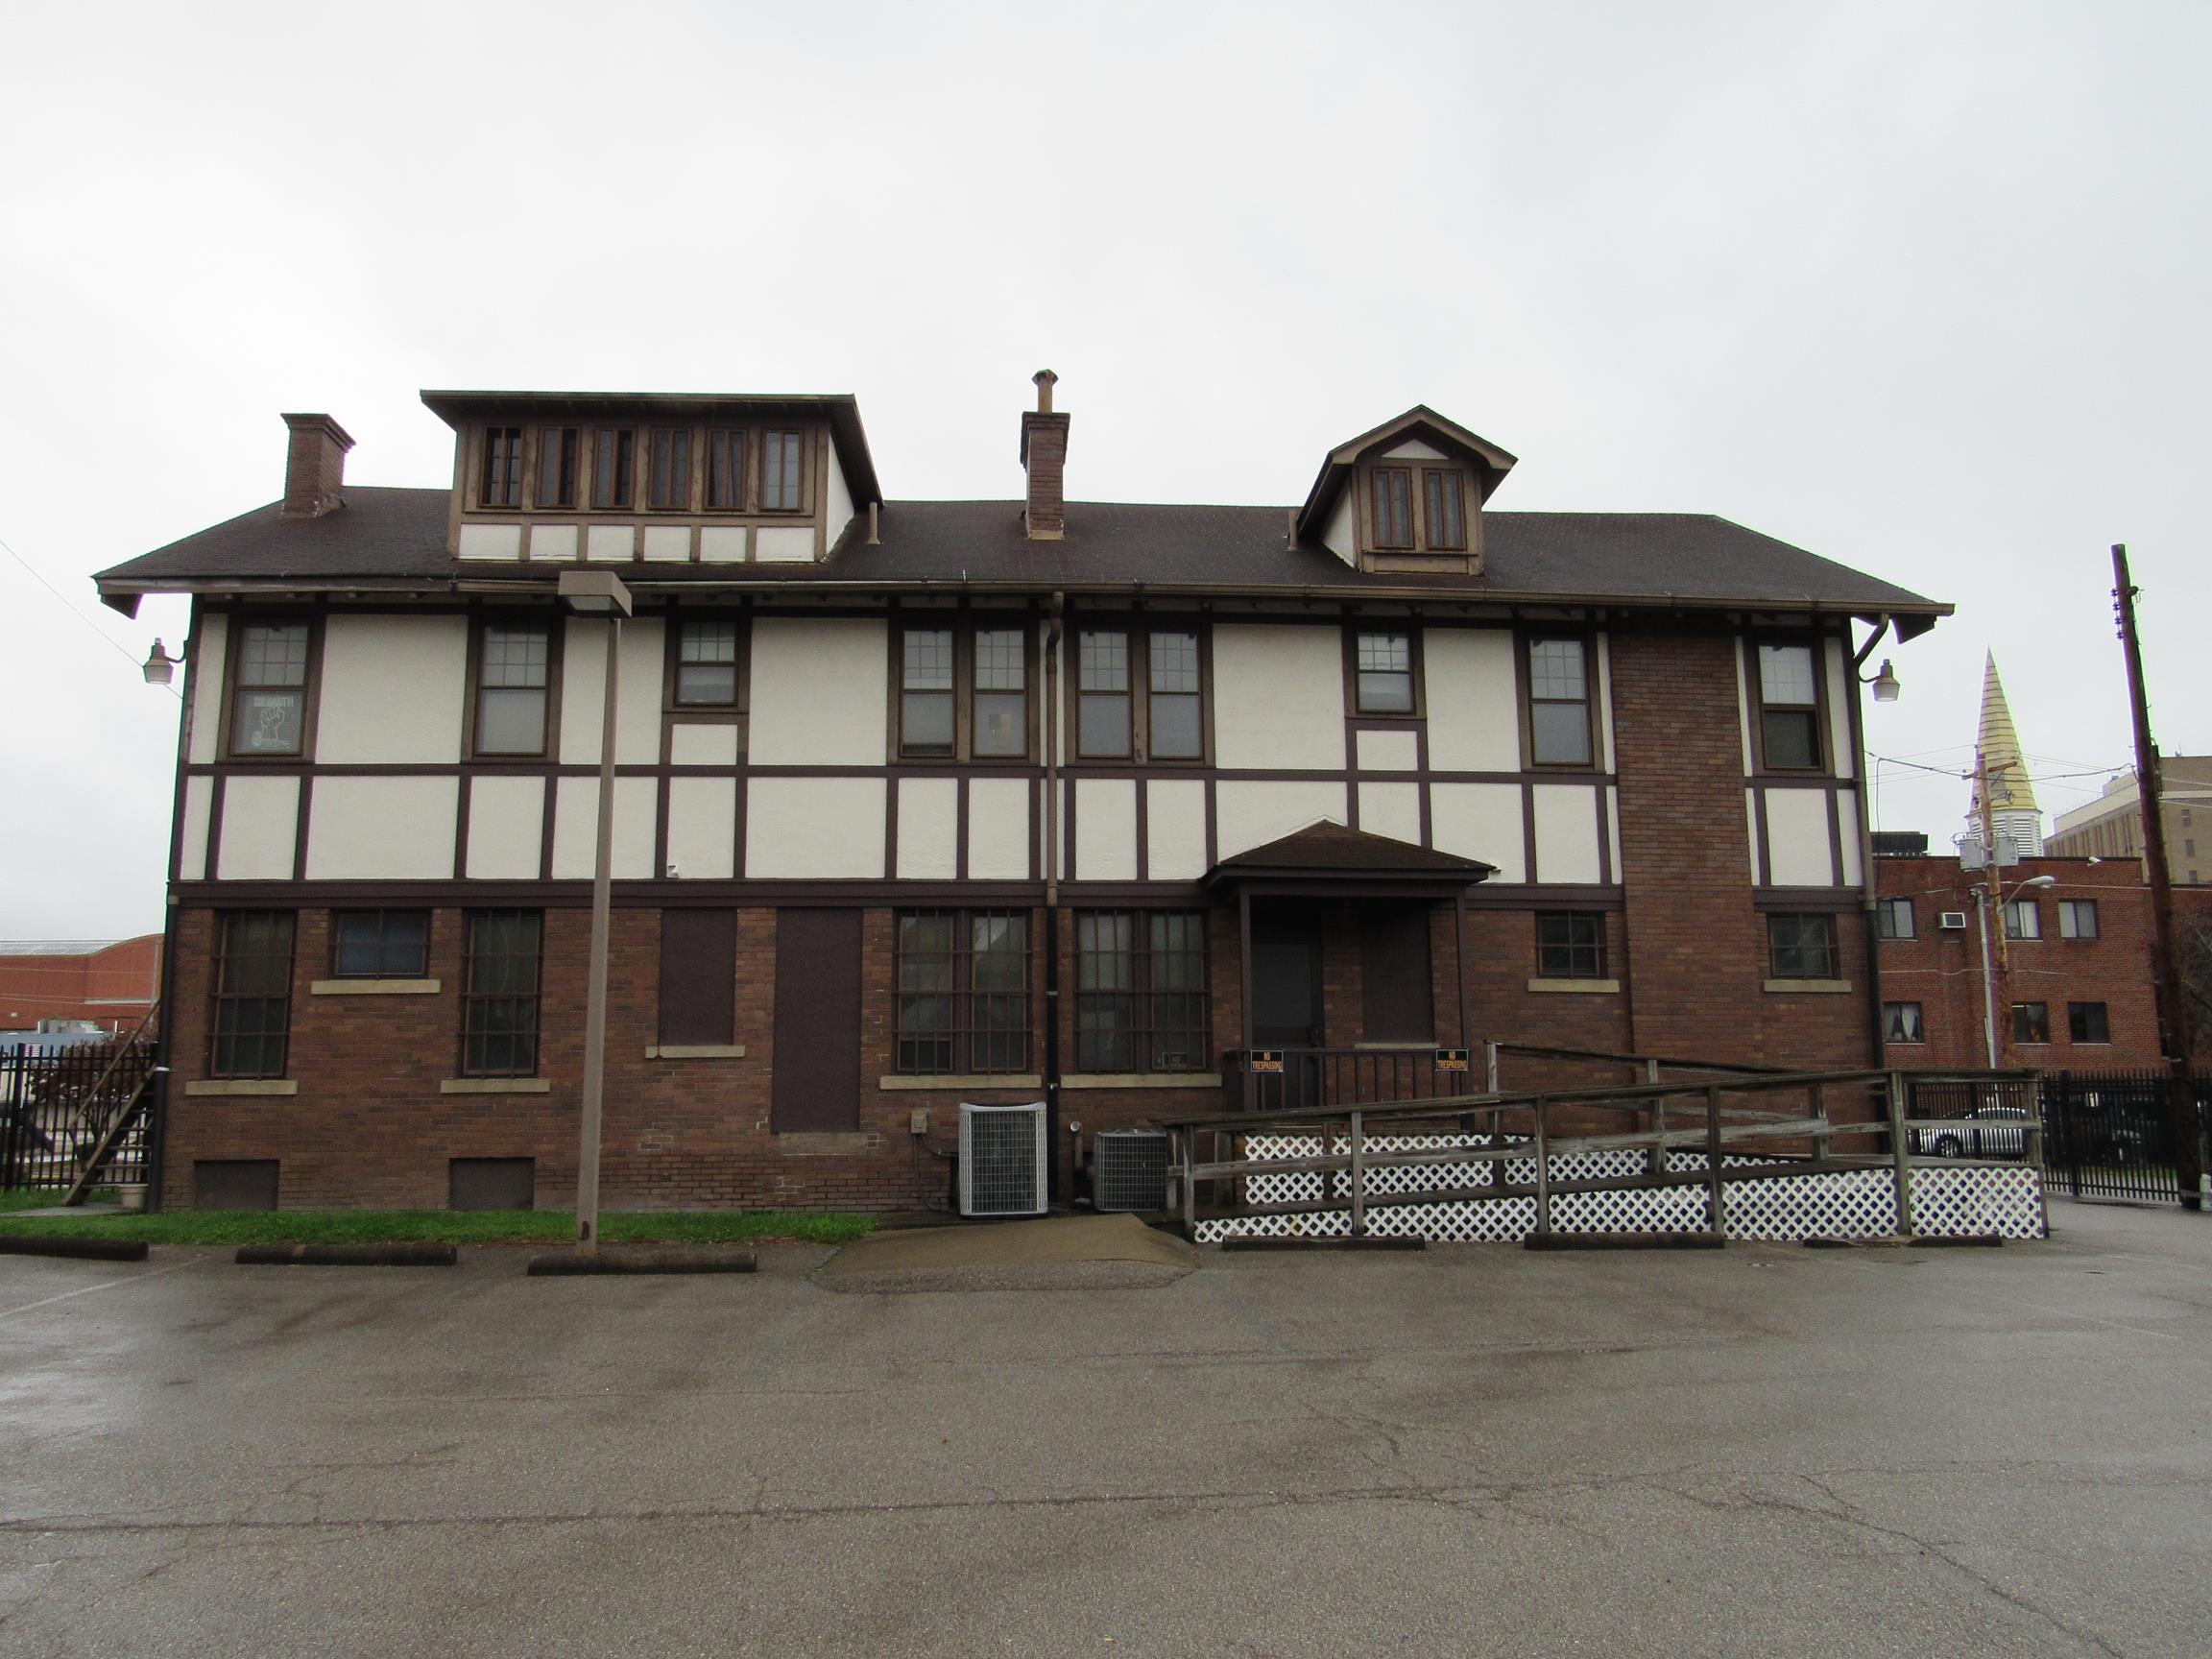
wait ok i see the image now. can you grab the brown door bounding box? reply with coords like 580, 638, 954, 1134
1250, 906, 1324, 1110
1360, 903, 1435, 1044
772, 909, 862, 1132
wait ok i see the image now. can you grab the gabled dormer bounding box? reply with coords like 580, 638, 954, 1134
1295, 406, 1517, 576
421, 391, 881, 567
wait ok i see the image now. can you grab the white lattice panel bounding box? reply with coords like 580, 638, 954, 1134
1195, 1135, 2045, 1245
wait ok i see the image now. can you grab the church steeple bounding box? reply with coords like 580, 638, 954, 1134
1971, 653, 2042, 855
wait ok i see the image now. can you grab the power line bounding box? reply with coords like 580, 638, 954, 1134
0, 530, 183, 701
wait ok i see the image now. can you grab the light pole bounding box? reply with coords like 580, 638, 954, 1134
1973, 873, 2055, 1069
556, 569, 634, 1256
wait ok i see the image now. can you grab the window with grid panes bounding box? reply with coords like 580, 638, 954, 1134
648, 428, 691, 510
1535, 912, 1606, 978
535, 427, 578, 509
229, 623, 310, 756
332, 910, 429, 978
210, 912, 294, 1077
675, 622, 739, 707
973, 628, 1027, 757
899, 628, 955, 755
1147, 629, 1203, 758
1355, 632, 1413, 713
1372, 468, 1413, 547
1075, 912, 1211, 1072
760, 429, 804, 510
474, 624, 550, 755
1077, 630, 1132, 757
1756, 643, 1821, 769
1527, 637, 1592, 766
706, 429, 745, 509
894, 911, 1030, 1074
481, 426, 522, 507
462, 912, 542, 1076
1767, 913, 1839, 979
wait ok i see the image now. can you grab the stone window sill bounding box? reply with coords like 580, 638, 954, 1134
878, 1073, 1044, 1092
1061, 1073, 1222, 1090
440, 1077, 552, 1094
1763, 978, 1854, 995
310, 978, 442, 997
1527, 977, 1622, 994
646, 1044, 746, 1060
184, 1078, 298, 1097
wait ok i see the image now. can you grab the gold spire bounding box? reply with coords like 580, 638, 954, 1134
1973, 652, 2039, 813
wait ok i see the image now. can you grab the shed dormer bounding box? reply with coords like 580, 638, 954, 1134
1295, 406, 1517, 576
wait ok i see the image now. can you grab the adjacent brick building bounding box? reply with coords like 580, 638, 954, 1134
95, 380, 1948, 1212
0, 936, 162, 1034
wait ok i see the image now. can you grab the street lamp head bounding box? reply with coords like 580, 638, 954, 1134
556, 569, 635, 618
2020, 875, 2056, 891
141, 639, 177, 685
1869, 659, 1901, 703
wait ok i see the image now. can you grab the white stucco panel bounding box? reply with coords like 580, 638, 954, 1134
666, 777, 737, 879
1356, 728, 1419, 772
1212, 625, 1346, 771
551, 777, 657, 880
826, 446, 856, 549
1321, 493, 1358, 566
1075, 778, 1138, 881
215, 774, 300, 880
1531, 783, 1602, 885
748, 617, 888, 766
305, 775, 458, 880
754, 526, 817, 565
1765, 786, 1838, 886
587, 524, 636, 562
1834, 789, 1863, 886
465, 774, 545, 879
186, 613, 228, 764
896, 778, 959, 879
699, 526, 748, 565
1358, 782, 1422, 846
557, 618, 663, 765
1145, 780, 1207, 880
746, 778, 886, 878
177, 774, 212, 881
669, 723, 741, 766
1430, 783, 1524, 881
529, 524, 578, 562
457, 523, 523, 562
1214, 781, 1347, 859
969, 778, 1031, 879
1826, 639, 1855, 779
642, 526, 692, 564
1746, 791, 1763, 881
1423, 630, 1520, 771
316, 613, 469, 764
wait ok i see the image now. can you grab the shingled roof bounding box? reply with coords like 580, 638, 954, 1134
1204, 821, 1496, 886
95, 487, 1946, 632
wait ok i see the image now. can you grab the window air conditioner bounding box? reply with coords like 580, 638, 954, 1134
1093, 1129, 1171, 1213
957, 1101, 1048, 1217
1937, 911, 1969, 930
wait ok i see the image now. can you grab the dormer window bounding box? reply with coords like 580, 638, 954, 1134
1424, 469, 1467, 549
536, 428, 578, 509
481, 427, 522, 508
648, 428, 692, 511
707, 430, 746, 510
761, 430, 805, 511
1372, 468, 1414, 548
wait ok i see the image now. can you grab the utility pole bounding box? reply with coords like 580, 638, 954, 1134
2112, 544, 2203, 1210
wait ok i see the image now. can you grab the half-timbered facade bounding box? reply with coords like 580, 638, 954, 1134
98, 376, 1949, 1212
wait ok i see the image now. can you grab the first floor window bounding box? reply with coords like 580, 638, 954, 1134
2010, 1001, 2051, 1045
475, 623, 550, 755
1767, 913, 1839, 979
1875, 897, 1915, 939
1535, 912, 1606, 978
462, 911, 542, 1076
1883, 1001, 1925, 1044
332, 910, 430, 978
1355, 631, 1414, 713
211, 912, 294, 1078
1075, 911, 1210, 1072
2058, 899, 2099, 939
2068, 1000, 2110, 1044
895, 910, 1030, 1074
230, 621, 310, 756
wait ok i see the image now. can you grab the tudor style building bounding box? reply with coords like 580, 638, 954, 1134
97, 376, 1948, 1212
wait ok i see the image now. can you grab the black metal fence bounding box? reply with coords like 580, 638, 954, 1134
2039, 1069, 2211, 1206
0, 1038, 158, 1194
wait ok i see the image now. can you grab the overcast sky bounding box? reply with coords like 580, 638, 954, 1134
2, 0, 2205, 938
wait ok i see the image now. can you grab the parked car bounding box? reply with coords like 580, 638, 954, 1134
1912, 1104, 2032, 1160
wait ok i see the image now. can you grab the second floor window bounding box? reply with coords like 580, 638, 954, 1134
462, 911, 542, 1076
894, 621, 1033, 760
2004, 899, 2041, 941
1875, 897, 1915, 939
1527, 637, 1593, 766
2010, 1000, 2051, 1045
2058, 899, 2100, 939
973, 628, 1027, 757
1078, 629, 1133, 757
1148, 630, 1203, 758
332, 910, 430, 978
648, 428, 692, 510
535, 427, 579, 509
900, 628, 957, 756
475, 624, 551, 756
895, 910, 1030, 1074
592, 428, 636, 509
1070, 625, 1207, 762
1755, 642, 1822, 770
1372, 467, 1413, 547
2068, 1000, 2110, 1043
481, 426, 522, 507
1768, 913, 1838, 979
230, 621, 311, 757
1535, 912, 1607, 978
761, 429, 804, 511
1883, 1001, 1925, 1043
211, 911, 294, 1078
1355, 632, 1414, 714
1075, 911, 1210, 1072
675, 621, 740, 707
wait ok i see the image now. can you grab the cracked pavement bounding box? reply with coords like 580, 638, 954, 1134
1, 1200, 2207, 1656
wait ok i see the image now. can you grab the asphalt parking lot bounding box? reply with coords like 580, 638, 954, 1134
2, 1200, 2208, 1658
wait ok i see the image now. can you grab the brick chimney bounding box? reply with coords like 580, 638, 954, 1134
1020, 370, 1069, 541
280, 412, 355, 518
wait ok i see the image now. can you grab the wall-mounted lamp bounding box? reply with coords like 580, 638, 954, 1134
1866, 659, 1901, 703
142, 639, 177, 685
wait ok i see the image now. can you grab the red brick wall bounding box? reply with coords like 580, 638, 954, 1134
0, 935, 161, 1032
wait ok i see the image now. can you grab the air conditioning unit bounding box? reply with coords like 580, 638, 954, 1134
1938, 911, 1969, 930
1093, 1129, 1171, 1213
958, 1101, 1048, 1217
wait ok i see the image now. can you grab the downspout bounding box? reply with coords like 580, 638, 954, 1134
1044, 591, 1065, 1202
1849, 618, 1889, 1072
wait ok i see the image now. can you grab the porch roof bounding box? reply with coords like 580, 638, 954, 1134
1201, 821, 1495, 890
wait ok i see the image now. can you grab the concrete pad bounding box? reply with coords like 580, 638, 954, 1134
815, 1211, 1193, 1293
